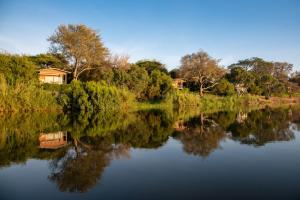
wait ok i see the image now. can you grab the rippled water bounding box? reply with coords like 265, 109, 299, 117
0, 107, 300, 200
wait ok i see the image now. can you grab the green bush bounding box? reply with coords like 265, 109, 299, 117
0, 53, 59, 112
0, 53, 38, 86
0, 74, 59, 112
126, 65, 149, 99
165, 89, 201, 107
213, 79, 236, 96
248, 84, 262, 95
144, 70, 173, 100
57, 81, 134, 113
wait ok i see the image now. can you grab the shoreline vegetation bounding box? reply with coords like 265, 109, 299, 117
135, 93, 300, 112
1, 24, 300, 114
1, 78, 299, 114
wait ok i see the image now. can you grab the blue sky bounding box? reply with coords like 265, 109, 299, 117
0, 0, 299, 70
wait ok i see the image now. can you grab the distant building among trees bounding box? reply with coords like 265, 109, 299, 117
38, 68, 70, 84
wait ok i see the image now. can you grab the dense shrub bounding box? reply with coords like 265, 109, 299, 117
57, 81, 134, 113
85, 65, 172, 101
197, 94, 262, 113
213, 79, 236, 96
0, 54, 59, 112
144, 70, 173, 100
126, 65, 149, 99
0, 53, 37, 86
248, 84, 262, 95
0, 74, 59, 112
165, 89, 201, 107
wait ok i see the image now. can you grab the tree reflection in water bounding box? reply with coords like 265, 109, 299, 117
174, 107, 299, 157
48, 110, 174, 193
48, 139, 130, 193
227, 107, 296, 146
0, 106, 300, 192
174, 114, 227, 157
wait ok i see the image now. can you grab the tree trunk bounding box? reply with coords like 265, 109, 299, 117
199, 84, 203, 96
199, 76, 204, 97
73, 59, 78, 80
73, 68, 78, 80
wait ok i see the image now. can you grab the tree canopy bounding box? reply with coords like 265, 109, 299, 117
136, 60, 168, 75
179, 50, 225, 96
28, 53, 68, 69
0, 53, 37, 85
48, 24, 109, 80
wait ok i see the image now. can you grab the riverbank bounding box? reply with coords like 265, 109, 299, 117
1, 79, 300, 113
134, 93, 300, 113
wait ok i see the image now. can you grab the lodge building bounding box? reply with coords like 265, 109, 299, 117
38, 68, 70, 84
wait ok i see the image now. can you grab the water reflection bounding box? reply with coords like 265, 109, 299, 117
227, 108, 295, 146
174, 114, 227, 157
48, 140, 130, 193
39, 131, 68, 149
0, 106, 300, 193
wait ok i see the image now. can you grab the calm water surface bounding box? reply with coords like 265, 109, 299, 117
0, 107, 300, 200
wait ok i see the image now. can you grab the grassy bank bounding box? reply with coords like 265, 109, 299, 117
135, 90, 300, 113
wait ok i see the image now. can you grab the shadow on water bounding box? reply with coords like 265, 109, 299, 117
0, 106, 300, 193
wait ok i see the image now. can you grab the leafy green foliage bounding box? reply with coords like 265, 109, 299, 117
112, 68, 130, 88
226, 58, 295, 96
28, 53, 68, 69
144, 70, 173, 100
0, 53, 59, 112
0, 53, 37, 86
135, 60, 168, 74
227, 67, 256, 86
0, 76, 59, 112
48, 24, 109, 80
179, 50, 225, 96
126, 65, 149, 98
213, 79, 236, 96
57, 81, 134, 113
166, 90, 201, 107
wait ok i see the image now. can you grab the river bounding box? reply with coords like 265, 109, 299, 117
0, 106, 299, 199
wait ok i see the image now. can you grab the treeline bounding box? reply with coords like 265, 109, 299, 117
0, 52, 175, 112
0, 24, 176, 112
171, 51, 300, 97
32, 55, 174, 101
0, 23, 299, 112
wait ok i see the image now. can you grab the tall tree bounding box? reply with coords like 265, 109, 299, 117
229, 57, 274, 76
273, 62, 293, 81
48, 24, 108, 80
135, 60, 168, 75
179, 50, 225, 96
